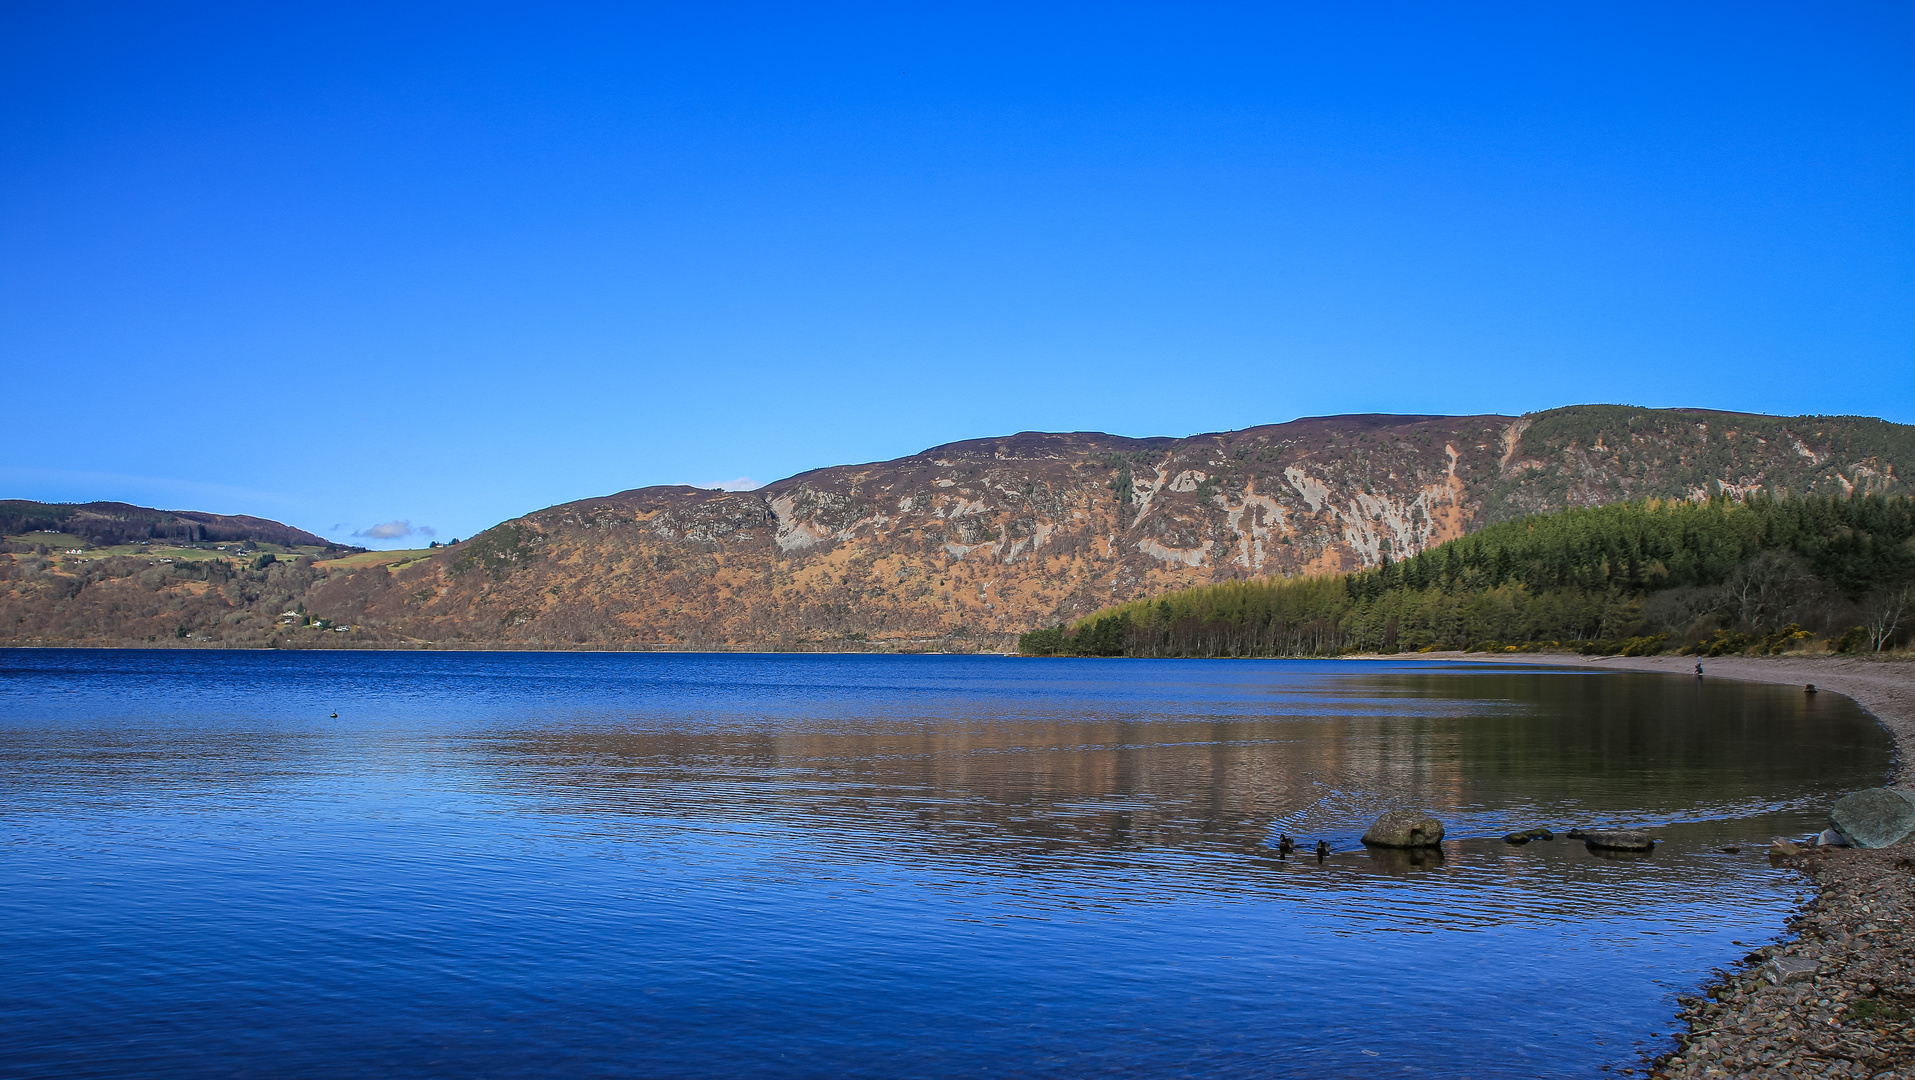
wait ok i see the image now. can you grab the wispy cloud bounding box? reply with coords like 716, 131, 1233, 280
694, 476, 761, 491
353, 520, 433, 540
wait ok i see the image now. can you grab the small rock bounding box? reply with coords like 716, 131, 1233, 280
1503, 831, 1531, 845
1817, 829, 1850, 848
1763, 957, 1817, 986
1360, 809, 1444, 848
1720, 845, 1741, 854
1829, 788, 1915, 849
1771, 839, 1802, 857
1583, 829, 1655, 852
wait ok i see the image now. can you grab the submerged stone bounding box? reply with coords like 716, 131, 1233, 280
1828, 788, 1915, 849
1360, 809, 1444, 848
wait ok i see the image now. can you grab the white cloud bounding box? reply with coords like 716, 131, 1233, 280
354, 520, 421, 540
694, 476, 761, 491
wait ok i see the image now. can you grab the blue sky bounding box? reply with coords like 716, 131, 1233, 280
2, 3, 1909, 547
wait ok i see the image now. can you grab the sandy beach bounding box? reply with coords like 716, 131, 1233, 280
1418, 650, 1915, 1077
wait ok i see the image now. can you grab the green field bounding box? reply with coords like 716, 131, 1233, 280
313, 548, 437, 571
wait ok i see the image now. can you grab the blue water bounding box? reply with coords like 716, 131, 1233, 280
0, 651, 1891, 1078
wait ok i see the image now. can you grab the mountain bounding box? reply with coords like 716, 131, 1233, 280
3, 405, 1910, 650
302, 405, 1910, 650
0, 500, 331, 548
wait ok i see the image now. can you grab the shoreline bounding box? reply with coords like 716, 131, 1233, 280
1416, 651, 1915, 1077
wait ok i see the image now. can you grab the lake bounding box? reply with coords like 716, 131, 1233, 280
0, 650, 1890, 1078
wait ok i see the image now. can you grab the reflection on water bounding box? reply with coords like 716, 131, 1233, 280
0, 651, 1890, 1079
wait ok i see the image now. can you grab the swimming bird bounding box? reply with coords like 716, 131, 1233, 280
1315, 840, 1330, 860
1278, 834, 1295, 856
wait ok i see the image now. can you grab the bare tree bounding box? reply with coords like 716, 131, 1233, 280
1643, 585, 1728, 636
1724, 551, 1816, 633
1862, 585, 1912, 653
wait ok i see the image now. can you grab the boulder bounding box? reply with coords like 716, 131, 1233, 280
1829, 788, 1915, 849
1583, 829, 1655, 852
1360, 809, 1445, 848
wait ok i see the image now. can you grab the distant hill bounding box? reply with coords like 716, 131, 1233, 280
2, 405, 1909, 650
0, 500, 329, 548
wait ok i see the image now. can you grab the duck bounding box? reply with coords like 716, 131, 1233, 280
1315, 840, 1330, 860
1278, 833, 1296, 856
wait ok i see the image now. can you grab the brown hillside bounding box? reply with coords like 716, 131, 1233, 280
4, 405, 1908, 650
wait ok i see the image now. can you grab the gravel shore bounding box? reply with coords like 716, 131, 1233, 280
1415, 651, 1915, 1078
1653, 843, 1915, 1079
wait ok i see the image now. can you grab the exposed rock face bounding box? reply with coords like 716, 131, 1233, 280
3, 405, 1909, 649
1829, 788, 1915, 849
1360, 810, 1446, 848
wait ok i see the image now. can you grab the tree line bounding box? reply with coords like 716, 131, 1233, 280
1019, 493, 1915, 658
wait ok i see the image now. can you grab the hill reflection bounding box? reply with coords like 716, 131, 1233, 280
468, 668, 1888, 873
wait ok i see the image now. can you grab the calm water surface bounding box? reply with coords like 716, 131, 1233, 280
0, 651, 1891, 1078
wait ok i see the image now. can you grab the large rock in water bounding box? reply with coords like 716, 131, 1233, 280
1583, 829, 1655, 852
1829, 788, 1915, 849
1361, 810, 1445, 848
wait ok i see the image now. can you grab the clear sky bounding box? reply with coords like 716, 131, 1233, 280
3, 3, 1910, 547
